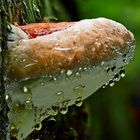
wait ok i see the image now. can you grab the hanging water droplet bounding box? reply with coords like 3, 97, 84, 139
34, 123, 42, 131
47, 116, 56, 129
114, 74, 120, 81
120, 69, 125, 78
66, 70, 73, 76
50, 104, 59, 116
59, 105, 68, 114
109, 80, 115, 87
102, 84, 106, 88
75, 97, 83, 107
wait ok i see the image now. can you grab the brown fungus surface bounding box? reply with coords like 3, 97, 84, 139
7, 18, 134, 81
5, 18, 135, 139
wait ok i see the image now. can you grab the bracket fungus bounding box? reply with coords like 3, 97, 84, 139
5, 18, 135, 139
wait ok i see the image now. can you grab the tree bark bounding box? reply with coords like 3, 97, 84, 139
0, 0, 9, 139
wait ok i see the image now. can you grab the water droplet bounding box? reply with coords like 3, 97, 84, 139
111, 66, 116, 72
50, 104, 59, 116
92, 66, 95, 69
61, 69, 65, 74
35, 123, 42, 131
10, 125, 18, 137
5, 95, 12, 103
56, 91, 63, 96
72, 85, 85, 95
84, 67, 87, 70
101, 61, 105, 66
22, 58, 26, 62
106, 67, 111, 73
109, 80, 115, 87
75, 72, 81, 79
123, 54, 127, 58
40, 81, 45, 86
33, 3, 40, 13
114, 74, 120, 81
25, 97, 31, 104
59, 105, 68, 114
66, 70, 73, 76
47, 116, 56, 128
102, 84, 106, 88
56, 91, 64, 100
120, 69, 125, 78
75, 97, 83, 107
79, 67, 82, 71
53, 77, 57, 81
23, 86, 28, 93
5, 95, 9, 100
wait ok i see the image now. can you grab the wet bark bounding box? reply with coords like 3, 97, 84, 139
0, 0, 9, 139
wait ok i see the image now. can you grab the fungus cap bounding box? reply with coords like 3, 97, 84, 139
6, 18, 135, 139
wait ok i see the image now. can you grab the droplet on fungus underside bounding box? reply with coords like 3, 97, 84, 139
6, 18, 135, 139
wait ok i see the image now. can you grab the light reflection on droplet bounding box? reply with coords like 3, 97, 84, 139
23, 86, 28, 93
66, 70, 73, 76
75, 97, 83, 107
34, 123, 42, 131
120, 69, 125, 78
59, 105, 68, 114
72, 85, 85, 95
114, 74, 120, 81
75, 72, 81, 79
109, 80, 115, 87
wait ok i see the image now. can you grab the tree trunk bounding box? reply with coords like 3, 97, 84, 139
0, 0, 9, 139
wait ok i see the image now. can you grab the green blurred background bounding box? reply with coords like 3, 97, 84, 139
56, 0, 140, 140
